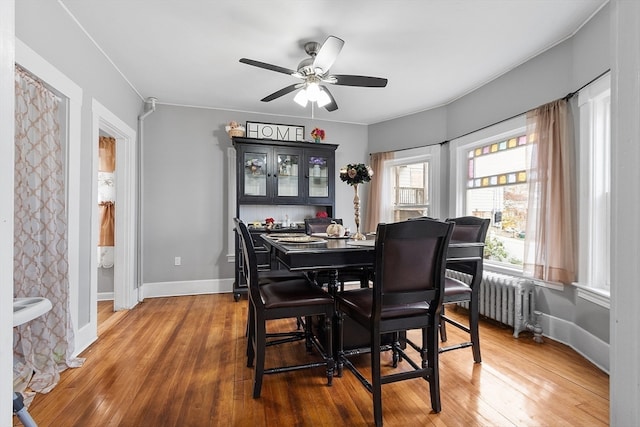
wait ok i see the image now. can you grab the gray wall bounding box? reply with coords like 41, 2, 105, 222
369, 5, 611, 343
16, 1, 142, 327
142, 105, 368, 285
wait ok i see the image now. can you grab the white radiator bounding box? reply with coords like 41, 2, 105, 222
446, 270, 543, 341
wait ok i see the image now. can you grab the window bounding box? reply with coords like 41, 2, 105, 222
465, 135, 528, 267
577, 74, 610, 298
382, 145, 441, 223
392, 161, 430, 221
450, 116, 527, 272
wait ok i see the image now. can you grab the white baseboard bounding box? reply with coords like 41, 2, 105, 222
142, 278, 234, 299
538, 312, 609, 374
98, 292, 114, 301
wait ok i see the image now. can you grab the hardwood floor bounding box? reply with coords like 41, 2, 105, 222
19, 294, 609, 426
97, 300, 128, 337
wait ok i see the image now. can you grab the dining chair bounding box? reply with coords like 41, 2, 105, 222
234, 218, 335, 398
304, 217, 371, 289
234, 219, 308, 334
440, 216, 490, 363
304, 217, 343, 235
335, 218, 454, 426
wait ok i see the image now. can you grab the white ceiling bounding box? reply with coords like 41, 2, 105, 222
59, 0, 607, 125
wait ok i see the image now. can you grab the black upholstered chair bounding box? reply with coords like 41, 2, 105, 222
234, 218, 335, 398
304, 217, 343, 235
440, 216, 490, 363
234, 221, 308, 335
336, 218, 453, 426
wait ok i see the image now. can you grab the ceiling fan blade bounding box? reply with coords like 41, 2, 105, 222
313, 36, 344, 74
331, 74, 388, 87
320, 85, 338, 112
239, 58, 297, 76
260, 84, 302, 102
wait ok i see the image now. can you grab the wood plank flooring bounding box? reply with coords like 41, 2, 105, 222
18, 294, 609, 426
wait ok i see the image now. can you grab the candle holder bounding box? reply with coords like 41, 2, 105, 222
351, 184, 366, 240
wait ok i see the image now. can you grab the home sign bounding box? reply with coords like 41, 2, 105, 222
246, 121, 305, 142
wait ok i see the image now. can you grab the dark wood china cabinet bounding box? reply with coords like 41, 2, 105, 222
232, 137, 337, 300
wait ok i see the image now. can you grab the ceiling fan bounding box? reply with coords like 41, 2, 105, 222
239, 36, 388, 112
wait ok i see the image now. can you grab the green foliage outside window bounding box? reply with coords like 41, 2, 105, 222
484, 235, 508, 261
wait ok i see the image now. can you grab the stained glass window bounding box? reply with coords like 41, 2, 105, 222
467, 135, 527, 189
465, 134, 529, 267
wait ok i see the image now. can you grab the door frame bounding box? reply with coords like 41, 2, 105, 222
91, 99, 137, 321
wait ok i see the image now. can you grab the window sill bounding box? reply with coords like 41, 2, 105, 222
573, 283, 610, 309
484, 262, 524, 277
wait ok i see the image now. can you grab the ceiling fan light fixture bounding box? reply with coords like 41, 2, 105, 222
316, 88, 331, 108
294, 89, 308, 107
240, 35, 387, 113
306, 82, 320, 102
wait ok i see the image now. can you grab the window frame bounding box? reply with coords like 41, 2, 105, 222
382, 144, 441, 223
575, 73, 611, 306
449, 116, 527, 276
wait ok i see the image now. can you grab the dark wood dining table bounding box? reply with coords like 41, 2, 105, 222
261, 232, 485, 353
261, 233, 485, 294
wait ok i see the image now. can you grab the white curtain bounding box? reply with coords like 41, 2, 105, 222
13, 66, 83, 399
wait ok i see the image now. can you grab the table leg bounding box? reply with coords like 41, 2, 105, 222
326, 268, 343, 373
326, 269, 339, 296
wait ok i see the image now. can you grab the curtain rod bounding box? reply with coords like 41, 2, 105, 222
371, 69, 611, 156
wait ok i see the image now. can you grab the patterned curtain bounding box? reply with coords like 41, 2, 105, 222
523, 99, 577, 284
13, 66, 83, 399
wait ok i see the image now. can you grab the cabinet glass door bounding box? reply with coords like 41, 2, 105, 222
242, 151, 268, 197
276, 153, 300, 197
308, 154, 329, 198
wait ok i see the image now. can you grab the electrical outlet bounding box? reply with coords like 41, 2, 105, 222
174, 256, 181, 266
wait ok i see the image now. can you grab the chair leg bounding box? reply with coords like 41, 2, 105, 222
246, 299, 255, 367
252, 311, 266, 398
424, 325, 441, 413
469, 299, 482, 363
305, 315, 313, 351
392, 331, 400, 368
336, 312, 344, 377
371, 329, 383, 427
439, 305, 448, 342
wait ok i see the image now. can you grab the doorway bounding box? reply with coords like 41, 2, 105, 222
90, 99, 137, 338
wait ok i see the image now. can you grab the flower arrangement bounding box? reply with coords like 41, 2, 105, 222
245, 158, 264, 175
225, 121, 245, 138
339, 163, 374, 186
309, 156, 326, 166
315, 211, 328, 218
265, 217, 275, 230
311, 128, 325, 143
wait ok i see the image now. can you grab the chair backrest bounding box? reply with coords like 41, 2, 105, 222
445, 216, 490, 244
233, 218, 262, 306
372, 218, 454, 321
304, 218, 343, 235
444, 216, 490, 276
